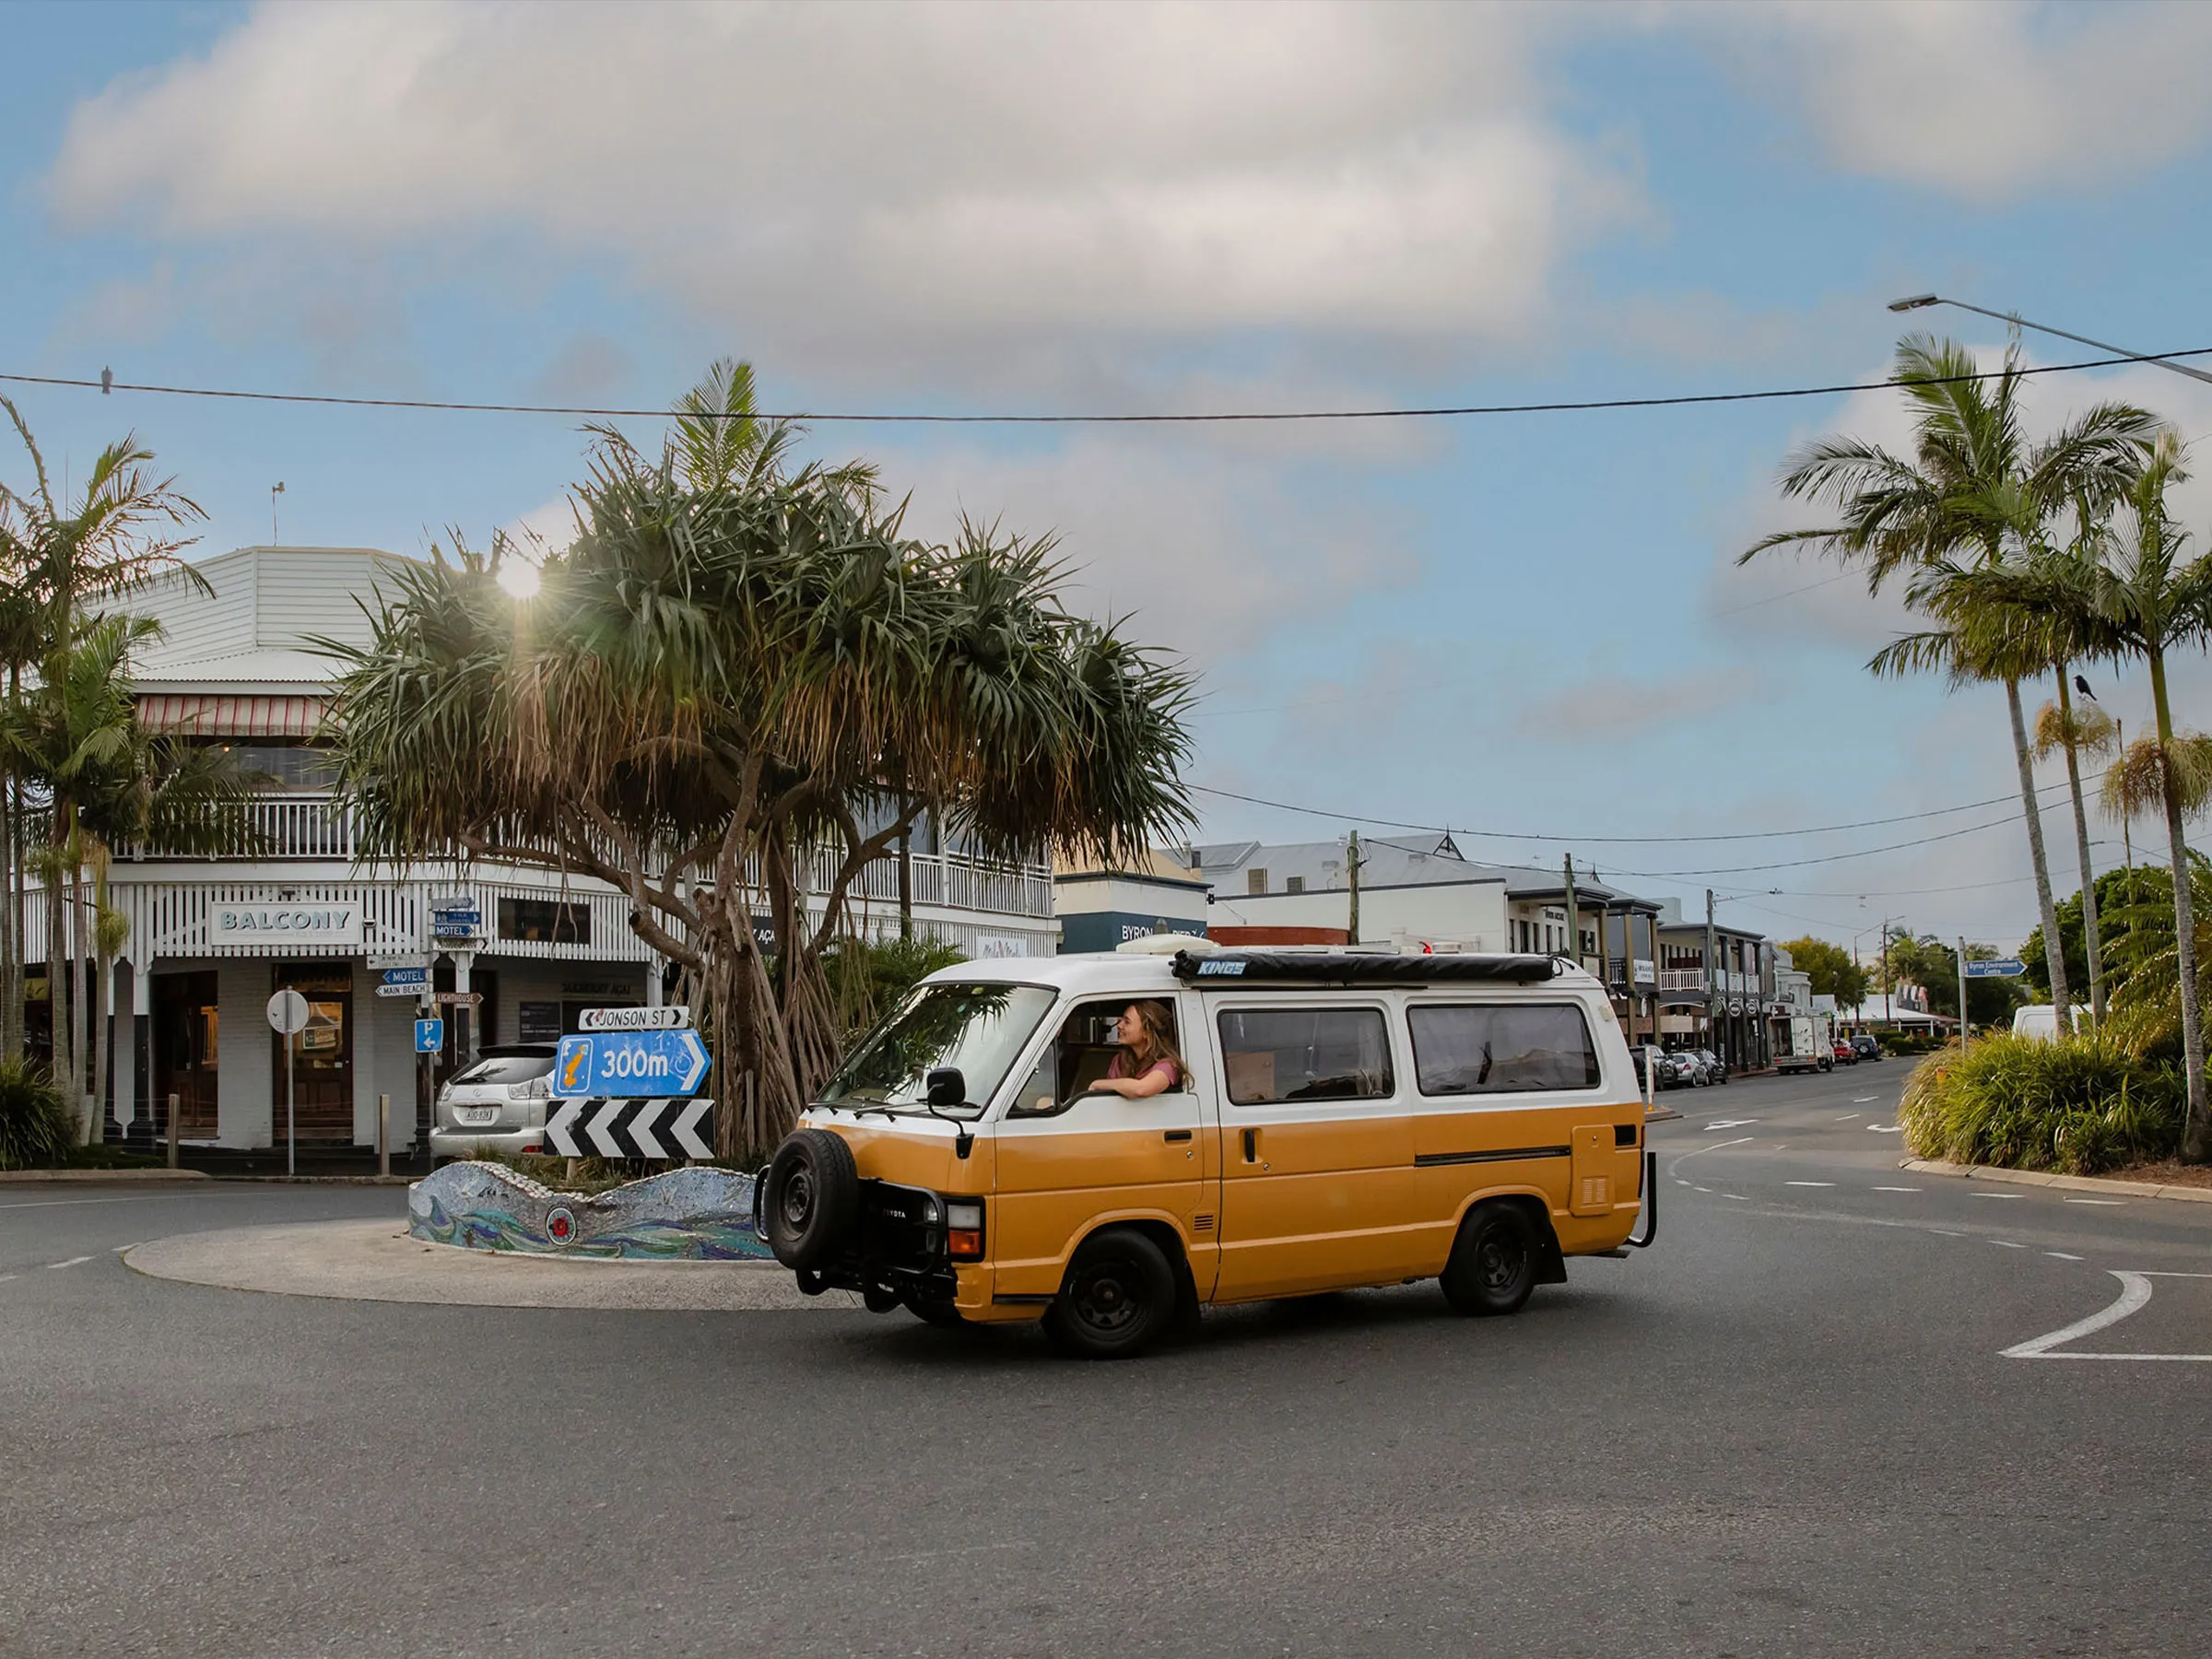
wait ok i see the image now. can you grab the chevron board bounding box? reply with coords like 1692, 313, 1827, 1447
545, 1097, 715, 1160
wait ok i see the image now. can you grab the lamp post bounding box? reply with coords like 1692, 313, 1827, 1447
1886, 294, 2212, 387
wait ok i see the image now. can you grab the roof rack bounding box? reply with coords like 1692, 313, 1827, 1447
1171, 950, 1564, 987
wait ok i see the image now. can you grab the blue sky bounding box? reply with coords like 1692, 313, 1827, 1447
8, 1, 2212, 959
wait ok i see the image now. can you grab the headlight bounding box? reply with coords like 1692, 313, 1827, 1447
945, 1199, 984, 1260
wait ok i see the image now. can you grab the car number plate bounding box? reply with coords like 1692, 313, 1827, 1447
453, 1106, 500, 1127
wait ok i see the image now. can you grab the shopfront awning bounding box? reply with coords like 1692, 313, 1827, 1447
136, 693, 328, 738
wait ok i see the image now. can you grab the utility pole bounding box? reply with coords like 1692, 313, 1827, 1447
1958, 936, 1971, 1054
1705, 888, 1720, 1071
1881, 921, 1892, 1026
1346, 830, 1363, 946
1561, 854, 1578, 966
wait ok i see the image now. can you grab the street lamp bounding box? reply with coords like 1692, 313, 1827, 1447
1886, 293, 2212, 387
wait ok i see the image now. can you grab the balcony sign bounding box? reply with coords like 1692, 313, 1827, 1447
211, 904, 362, 947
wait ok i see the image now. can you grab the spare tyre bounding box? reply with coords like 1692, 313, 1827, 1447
761, 1127, 859, 1270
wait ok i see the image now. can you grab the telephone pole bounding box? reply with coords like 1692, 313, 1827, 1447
1562, 854, 1578, 965
1705, 888, 1721, 1072
1958, 935, 1971, 1053
1346, 830, 1364, 946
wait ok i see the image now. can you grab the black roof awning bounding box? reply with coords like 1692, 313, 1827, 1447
1172, 950, 1562, 987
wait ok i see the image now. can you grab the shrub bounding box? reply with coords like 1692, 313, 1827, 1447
0, 1058, 76, 1171
1898, 1032, 2184, 1175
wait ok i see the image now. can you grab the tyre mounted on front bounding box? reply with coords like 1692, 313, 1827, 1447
762, 1128, 859, 1275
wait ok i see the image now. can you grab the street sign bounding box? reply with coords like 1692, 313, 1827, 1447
265, 989, 311, 1036
434, 991, 483, 1006
430, 898, 483, 939
367, 954, 427, 972
545, 1097, 715, 1160
375, 982, 429, 999
1964, 959, 2028, 979
554, 1030, 711, 1098
380, 965, 429, 988
415, 1018, 445, 1053
578, 1006, 691, 1032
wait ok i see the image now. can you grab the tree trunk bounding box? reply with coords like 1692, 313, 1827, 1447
68, 850, 90, 1140
2007, 677, 2071, 1034
2150, 651, 2210, 1162
2, 771, 18, 1063
2054, 671, 2104, 1030
90, 947, 110, 1147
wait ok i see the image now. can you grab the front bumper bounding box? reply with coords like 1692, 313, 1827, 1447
788, 1178, 966, 1308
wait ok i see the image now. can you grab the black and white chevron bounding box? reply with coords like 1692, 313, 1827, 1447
545, 1097, 715, 1160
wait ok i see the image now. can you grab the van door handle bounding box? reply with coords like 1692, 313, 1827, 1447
1163, 1129, 1193, 1143
1241, 1128, 1258, 1163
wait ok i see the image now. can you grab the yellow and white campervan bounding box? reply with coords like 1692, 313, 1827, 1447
758, 941, 1656, 1357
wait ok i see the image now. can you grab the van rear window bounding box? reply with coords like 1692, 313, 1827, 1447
1408, 1004, 1599, 1096
1217, 1007, 1393, 1104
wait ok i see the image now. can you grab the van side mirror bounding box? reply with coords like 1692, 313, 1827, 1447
925, 1066, 966, 1108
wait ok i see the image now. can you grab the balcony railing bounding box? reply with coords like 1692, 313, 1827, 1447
1658, 968, 1708, 993
115, 794, 1053, 919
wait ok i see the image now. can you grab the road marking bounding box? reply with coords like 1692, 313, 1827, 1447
1665, 1136, 1752, 1178
44, 1255, 93, 1270
1835, 1112, 1861, 1122
0, 1273, 15, 1283
2004, 1271, 2212, 1361
1721, 1193, 1748, 1201
1702, 1119, 1759, 1132
1785, 1181, 1836, 1187
1970, 1192, 2024, 1199
0, 1196, 184, 1212
1990, 1240, 2027, 1249
1852, 1096, 1878, 1104
2064, 1198, 2124, 1206
1676, 1180, 1691, 1187
1867, 1124, 1901, 1134
110, 1242, 141, 1253
1872, 1185, 1920, 1193
2046, 1253, 2085, 1262
1931, 1229, 1963, 1237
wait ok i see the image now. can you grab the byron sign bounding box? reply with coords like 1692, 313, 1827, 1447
210, 903, 363, 947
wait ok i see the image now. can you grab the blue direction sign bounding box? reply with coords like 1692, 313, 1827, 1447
1964, 959, 2028, 979
554, 1030, 711, 1099
414, 1017, 446, 1053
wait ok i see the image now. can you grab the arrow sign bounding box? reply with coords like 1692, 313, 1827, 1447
1964, 959, 2028, 979
544, 1098, 717, 1160
578, 1006, 691, 1032
554, 1030, 710, 1099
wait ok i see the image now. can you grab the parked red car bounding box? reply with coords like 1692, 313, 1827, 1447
1830, 1039, 1858, 1066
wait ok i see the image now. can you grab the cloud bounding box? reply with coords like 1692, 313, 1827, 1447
1519, 668, 1747, 743
41, 2, 1641, 388
1695, 1, 2212, 199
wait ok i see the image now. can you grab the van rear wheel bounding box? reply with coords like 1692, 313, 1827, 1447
1441, 1204, 1536, 1317
1042, 1228, 1177, 1359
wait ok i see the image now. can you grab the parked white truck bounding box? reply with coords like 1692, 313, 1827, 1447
1773, 1008, 1835, 1075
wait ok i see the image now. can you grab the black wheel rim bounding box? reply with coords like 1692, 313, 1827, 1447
779, 1167, 815, 1233
1071, 1255, 1143, 1335
1477, 1231, 1524, 1293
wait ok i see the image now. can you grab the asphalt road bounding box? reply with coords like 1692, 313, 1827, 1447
5, 1063, 2209, 1658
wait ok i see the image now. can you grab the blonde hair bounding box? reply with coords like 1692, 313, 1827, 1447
1125, 1000, 1188, 1088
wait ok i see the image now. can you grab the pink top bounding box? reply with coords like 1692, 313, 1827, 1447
1108, 1053, 1182, 1086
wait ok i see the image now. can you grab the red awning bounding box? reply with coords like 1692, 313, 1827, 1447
135, 694, 328, 738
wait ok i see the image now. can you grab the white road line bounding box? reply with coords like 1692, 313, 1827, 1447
1931, 1229, 1963, 1237
1970, 1192, 2024, 1200
1693, 1186, 1712, 1194
1676, 1180, 1691, 1187
110, 1242, 141, 1253
1872, 1185, 1920, 1193
44, 1255, 94, 1270
2065, 1198, 2124, 1206
2046, 1253, 2085, 1262
1852, 1096, 1878, 1104
0, 1273, 15, 1283
1835, 1113, 1861, 1122
1701, 1119, 1760, 1132
1721, 1193, 1748, 1201
0, 1195, 182, 1211
1665, 1136, 1752, 1179
1867, 1124, 1902, 1134
2004, 1271, 2212, 1361
1991, 1241, 2027, 1249
1785, 1181, 1836, 1187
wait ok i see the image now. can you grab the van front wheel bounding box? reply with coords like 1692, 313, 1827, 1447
1441, 1205, 1536, 1317
1043, 1228, 1177, 1359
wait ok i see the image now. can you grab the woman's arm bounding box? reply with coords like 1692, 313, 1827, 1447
1090, 1062, 1176, 1100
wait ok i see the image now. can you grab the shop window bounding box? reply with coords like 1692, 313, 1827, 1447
498, 897, 592, 945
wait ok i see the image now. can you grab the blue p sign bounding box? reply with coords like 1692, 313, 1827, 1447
415, 1017, 445, 1054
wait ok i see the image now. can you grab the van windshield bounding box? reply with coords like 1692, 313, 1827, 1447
819, 982, 1054, 1118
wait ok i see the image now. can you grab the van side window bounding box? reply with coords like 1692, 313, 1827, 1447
1407, 1003, 1600, 1096
1010, 998, 1183, 1117
1217, 1007, 1393, 1105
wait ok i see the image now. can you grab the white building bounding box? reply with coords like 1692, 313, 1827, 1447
27, 546, 1055, 1156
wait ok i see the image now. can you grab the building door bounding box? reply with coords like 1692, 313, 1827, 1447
152, 971, 220, 1138
272, 964, 354, 1145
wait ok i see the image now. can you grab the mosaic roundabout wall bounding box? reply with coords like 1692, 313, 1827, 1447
408, 1161, 772, 1261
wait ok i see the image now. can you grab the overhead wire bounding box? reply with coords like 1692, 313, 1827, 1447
5, 344, 2210, 425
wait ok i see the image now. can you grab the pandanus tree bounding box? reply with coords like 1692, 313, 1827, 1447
1945, 434, 2212, 1160
1741, 335, 2157, 1032
325, 362, 1196, 1158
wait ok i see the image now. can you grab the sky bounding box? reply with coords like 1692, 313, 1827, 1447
6, 0, 2212, 961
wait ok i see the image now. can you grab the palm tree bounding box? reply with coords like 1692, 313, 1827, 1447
0, 394, 204, 1070
1951, 433, 2212, 1159
1741, 335, 2156, 1031
2035, 681, 2116, 1027
326, 361, 1196, 1157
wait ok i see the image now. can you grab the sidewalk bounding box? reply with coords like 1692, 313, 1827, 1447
1900, 1157, 2212, 1206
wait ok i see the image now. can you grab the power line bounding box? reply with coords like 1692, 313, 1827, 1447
1189, 779, 2072, 845
1599, 814, 2027, 879
5, 344, 2208, 425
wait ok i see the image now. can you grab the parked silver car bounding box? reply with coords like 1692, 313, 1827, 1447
429, 1044, 559, 1161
